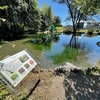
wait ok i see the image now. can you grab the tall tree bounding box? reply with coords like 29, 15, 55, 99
53, 16, 62, 26
26, 0, 41, 32
0, 0, 41, 38
16, 0, 41, 32
53, 0, 100, 48
53, 0, 100, 34
0, 6, 8, 20
41, 4, 54, 31
0, 0, 21, 36
0, 5, 8, 40
47, 5, 54, 26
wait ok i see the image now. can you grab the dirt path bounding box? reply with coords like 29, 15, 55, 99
2, 69, 100, 100
48, 71, 100, 100
49, 75, 66, 100
28, 70, 66, 100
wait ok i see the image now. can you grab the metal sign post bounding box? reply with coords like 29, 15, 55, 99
0, 49, 41, 99
25, 48, 41, 80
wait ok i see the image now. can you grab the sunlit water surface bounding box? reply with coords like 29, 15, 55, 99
39, 33, 100, 69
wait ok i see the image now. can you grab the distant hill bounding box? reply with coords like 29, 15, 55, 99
65, 25, 73, 28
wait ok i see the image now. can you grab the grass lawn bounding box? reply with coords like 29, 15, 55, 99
0, 37, 42, 61
79, 29, 88, 33
55, 26, 66, 33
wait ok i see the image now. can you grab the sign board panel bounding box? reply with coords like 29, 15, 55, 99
0, 49, 38, 87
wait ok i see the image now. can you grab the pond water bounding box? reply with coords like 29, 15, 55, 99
39, 33, 100, 69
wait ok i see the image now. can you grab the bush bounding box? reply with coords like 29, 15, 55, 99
55, 24, 62, 27
96, 30, 99, 32
98, 68, 100, 74
87, 29, 94, 35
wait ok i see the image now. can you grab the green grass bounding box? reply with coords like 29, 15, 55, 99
55, 26, 66, 33
0, 38, 41, 60
79, 29, 88, 33
0, 83, 12, 100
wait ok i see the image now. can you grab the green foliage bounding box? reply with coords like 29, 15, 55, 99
87, 29, 94, 35
17, 0, 41, 32
52, 46, 78, 64
30, 34, 59, 51
97, 68, 100, 74
53, 16, 62, 26
41, 4, 54, 31
0, 6, 8, 10
0, 5, 8, 22
34, 43, 52, 51
0, 0, 42, 40
55, 24, 62, 27
0, 83, 12, 100
53, 0, 100, 34
73, 0, 100, 15
0, 0, 56, 40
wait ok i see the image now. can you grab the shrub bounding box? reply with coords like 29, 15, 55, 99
55, 24, 62, 27
87, 29, 94, 35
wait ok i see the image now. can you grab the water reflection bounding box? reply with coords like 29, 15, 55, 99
40, 33, 100, 69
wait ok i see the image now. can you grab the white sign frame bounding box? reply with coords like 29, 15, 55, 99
0, 49, 38, 87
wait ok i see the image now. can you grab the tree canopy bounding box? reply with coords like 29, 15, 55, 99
41, 3, 54, 31
53, 16, 62, 26
0, 5, 8, 21
0, 0, 56, 40
0, 0, 41, 35
53, 0, 100, 33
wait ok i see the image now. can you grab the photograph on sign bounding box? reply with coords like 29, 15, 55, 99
18, 67, 25, 74
18, 54, 29, 63
10, 73, 19, 81
24, 63, 30, 69
0, 49, 38, 87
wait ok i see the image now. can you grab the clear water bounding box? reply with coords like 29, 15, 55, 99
40, 33, 100, 69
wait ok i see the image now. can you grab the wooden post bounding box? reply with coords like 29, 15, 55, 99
38, 63, 41, 80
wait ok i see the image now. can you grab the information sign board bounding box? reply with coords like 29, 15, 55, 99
0, 49, 38, 87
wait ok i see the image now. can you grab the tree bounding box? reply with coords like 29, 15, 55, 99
0, 0, 22, 37
0, 6, 8, 20
16, 0, 41, 32
26, 0, 41, 32
47, 5, 54, 26
53, 0, 100, 34
0, 0, 41, 39
0, 5, 8, 40
53, 0, 100, 48
41, 4, 54, 31
53, 16, 62, 26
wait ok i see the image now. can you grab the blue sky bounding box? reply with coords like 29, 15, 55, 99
38, 0, 100, 26
38, 0, 69, 26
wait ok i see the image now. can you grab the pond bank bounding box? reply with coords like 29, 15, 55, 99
54, 62, 100, 76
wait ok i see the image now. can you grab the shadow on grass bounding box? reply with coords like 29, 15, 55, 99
63, 72, 100, 100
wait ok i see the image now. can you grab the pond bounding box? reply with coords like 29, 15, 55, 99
39, 33, 100, 69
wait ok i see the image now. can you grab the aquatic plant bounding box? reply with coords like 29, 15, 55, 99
31, 34, 59, 44
52, 46, 78, 64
